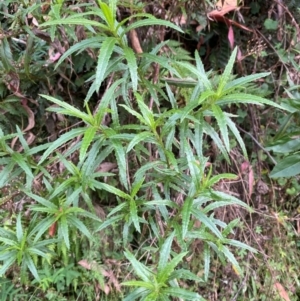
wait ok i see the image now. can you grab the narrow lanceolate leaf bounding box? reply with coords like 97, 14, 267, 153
79, 126, 97, 163
124, 250, 152, 282
203, 243, 210, 281
157, 252, 188, 283
194, 114, 204, 159
55, 36, 104, 69
127, 132, 153, 153
158, 232, 175, 272
123, 19, 183, 35
16, 214, 23, 243
68, 215, 93, 239
109, 0, 117, 19
131, 178, 145, 198
119, 104, 146, 125
195, 50, 212, 90
38, 127, 86, 165
136, 94, 155, 128
121, 281, 154, 289
179, 98, 201, 122
24, 191, 57, 209
217, 93, 286, 110
181, 197, 193, 240
40, 18, 110, 31
184, 140, 201, 192
111, 139, 128, 189
0, 37, 14, 71
99, 1, 115, 29
96, 214, 123, 232
162, 77, 198, 88
224, 72, 270, 93
92, 37, 117, 98
208, 190, 251, 211
41, 94, 93, 124
225, 114, 248, 159
142, 53, 181, 78
31, 216, 56, 242
211, 104, 229, 152
218, 244, 242, 276
0, 256, 17, 276
91, 180, 131, 200
24, 253, 40, 281
191, 208, 223, 239
60, 216, 70, 249
224, 238, 257, 253
177, 61, 210, 89
94, 78, 125, 122
203, 121, 230, 162
163, 287, 203, 300
123, 46, 138, 91
207, 173, 237, 187
217, 47, 237, 95
0, 162, 14, 188
11, 153, 33, 179
130, 199, 140, 233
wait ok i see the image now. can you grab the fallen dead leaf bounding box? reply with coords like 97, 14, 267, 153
274, 282, 291, 301
209, 0, 241, 19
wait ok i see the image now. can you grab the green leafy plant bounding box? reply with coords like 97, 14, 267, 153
122, 232, 205, 301
0, 0, 295, 300
0, 278, 26, 301
39, 0, 183, 102
0, 214, 57, 282
172, 46, 285, 161
26, 191, 97, 250
267, 81, 300, 178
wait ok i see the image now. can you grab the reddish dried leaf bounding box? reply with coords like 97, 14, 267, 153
48, 222, 56, 237
78, 259, 92, 270
21, 99, 35, 132
237, 47, 243, 61
274, 282, 291, 301
240, 161, 250, 173
129, 29, 143, 54
228, 25, 234, 49
208, 0, 240, 18
248, 165, 254, 197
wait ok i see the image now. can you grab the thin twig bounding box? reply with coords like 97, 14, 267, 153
237, 126, 277, 165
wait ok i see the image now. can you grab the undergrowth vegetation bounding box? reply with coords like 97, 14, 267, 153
0, 0, 300, 300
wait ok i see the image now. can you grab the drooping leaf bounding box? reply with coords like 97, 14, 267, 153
38, 127, 86, 165
40, 17, 110, 31
124, 250, 152, 282
211, 104, 229, 151
217, 93, 286, 110
122, 19, 183, 35
127, 132, 153, 153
